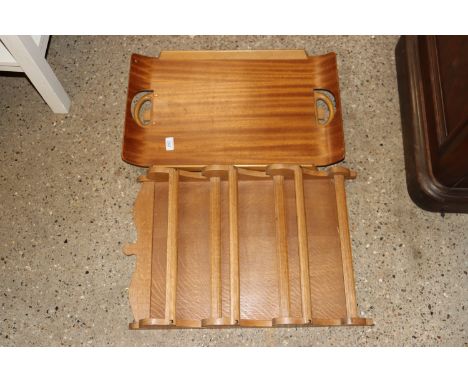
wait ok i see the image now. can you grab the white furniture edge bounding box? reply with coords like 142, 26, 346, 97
0, 36, 49, 71
0, 35, 70, 113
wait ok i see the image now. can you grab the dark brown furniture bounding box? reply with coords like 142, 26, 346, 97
395, 36, 468, 213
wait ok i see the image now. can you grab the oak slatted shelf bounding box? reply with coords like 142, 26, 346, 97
123, 165, 372, 328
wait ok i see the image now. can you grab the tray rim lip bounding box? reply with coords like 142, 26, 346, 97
131, 50, 338, 62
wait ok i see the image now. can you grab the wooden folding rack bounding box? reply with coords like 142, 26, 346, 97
123, 164, 372, 328
122, 49, 372, 328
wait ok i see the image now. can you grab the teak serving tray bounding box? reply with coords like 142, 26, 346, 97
122, 50, 345, 168
124, 164, 372, 328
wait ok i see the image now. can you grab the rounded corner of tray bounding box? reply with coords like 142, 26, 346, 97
324, 51, 337, 59
307, 51, 338, 62
130, 53, 155, 64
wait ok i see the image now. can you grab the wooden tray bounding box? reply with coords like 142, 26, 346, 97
122, 50, 345, 168
123, 164, 372, 328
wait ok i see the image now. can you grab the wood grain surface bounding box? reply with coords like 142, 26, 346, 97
122, 50, 344, 167
122, 179, 154, 326
125, 165, 372, 328
395, 36, 468, 212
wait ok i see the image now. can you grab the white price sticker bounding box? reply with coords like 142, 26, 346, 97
165, 137, 174, 151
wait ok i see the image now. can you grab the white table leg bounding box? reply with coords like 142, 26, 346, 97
1, 35, 70, 113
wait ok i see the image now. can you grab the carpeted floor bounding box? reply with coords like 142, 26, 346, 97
0, 36, 466, 346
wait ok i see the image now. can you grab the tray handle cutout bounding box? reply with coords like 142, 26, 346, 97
132, 91, 154, 128
314, 90, 336, 127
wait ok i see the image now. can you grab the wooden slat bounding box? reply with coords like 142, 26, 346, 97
228, 166, 240, 323
210, 176, 222, 318
273, 175, 291, 318
164, 168, 179, 323
293, 166, 312, 322
333, 174, 358, 318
